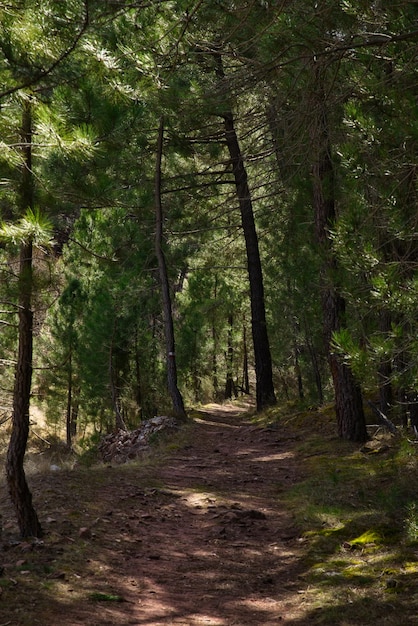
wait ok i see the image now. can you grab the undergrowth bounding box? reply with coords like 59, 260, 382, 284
264, 402, 418, 625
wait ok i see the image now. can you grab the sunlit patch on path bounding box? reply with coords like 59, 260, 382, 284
0, 403, 309, 625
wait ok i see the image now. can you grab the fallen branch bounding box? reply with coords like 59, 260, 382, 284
0, 413, 11, 426
29, 428, 52, 447
366, 401, 398, 435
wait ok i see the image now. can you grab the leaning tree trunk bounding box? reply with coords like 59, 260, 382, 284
214, 54, 276, 411
311, 64, 367, 442
155, 117, 186, 419
222, 109, 276, 411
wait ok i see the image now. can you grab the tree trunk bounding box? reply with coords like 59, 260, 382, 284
109, 320, 127, 431
214, 54, 276, 411
407, 393, 418, 434
6, 241, 43, 537
65, 343, 79, 447
242, 322, 250, 395
212, 276, 219, 396
212, 324, 219, 396
134, 324, 143, 415
294, 343, 304, 401
70, 391, 79, 441
222, 109, 276, 410
6, 100, 42, 538
155, 117, 186, 419
225, 313, 234, 399
66, 350, 74, 448
377, 311, 393, 417
311, 64, 367, 442
304, 319, 324, 405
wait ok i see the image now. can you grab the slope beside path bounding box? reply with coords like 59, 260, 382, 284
0, 403, 310, 625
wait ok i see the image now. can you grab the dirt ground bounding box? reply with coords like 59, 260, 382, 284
0, 403, 312, 625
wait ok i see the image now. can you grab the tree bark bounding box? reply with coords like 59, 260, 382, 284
242, 322, 250, 395
134, 324, 143, 415
155, 117, 186, 419
66, 349, 74, 448
7, 244, 43, 538
294, 343, 304, 401
6, 241, 43, 537
311, 64, 367, 442
224, 313, 235, 399
70, 391, 79, 441
109, 318, 127, 431
211, 276, 219, 396
6, 100, 42, 537
304, 319, 324, 405
214, 54, 276, 411
65, 341, 79, 448
222, 110, 276, 411
375, 311, 393, 418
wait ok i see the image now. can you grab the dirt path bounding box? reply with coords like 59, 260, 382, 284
0, 403, 310, 625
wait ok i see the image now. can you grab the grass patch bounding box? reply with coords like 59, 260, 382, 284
88, 591, 125, 602
268, 403, 418, 625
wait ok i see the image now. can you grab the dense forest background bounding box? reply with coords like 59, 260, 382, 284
0, 1, 417, 534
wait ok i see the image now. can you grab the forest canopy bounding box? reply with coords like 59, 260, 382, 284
0, 0, 417, 535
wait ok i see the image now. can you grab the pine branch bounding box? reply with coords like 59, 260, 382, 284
0, 1, 90, 100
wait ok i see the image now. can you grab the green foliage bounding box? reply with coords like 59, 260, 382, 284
88, 592, 125, 602
405, 503, 418, 543
0, 0, 416, 444
331, 328, 369, 383
0, 208, 54, 248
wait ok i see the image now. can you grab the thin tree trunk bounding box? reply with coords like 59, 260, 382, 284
223, 110, 276, 410
311, 64, 367, 442
65, 330, 79, 447
155, 117, 186, 419
66, 350, 74, 448
304, 318, 324, 405
212, 324, 219, 396
225, 313, 234, 399
6, 99, 42, 538
109, 361, 126, 431
109, 319, 127, 431
70, 390, 79, 441
408, 393, 418, 434
242, 321, 250, 395
377, 311, 393, 417
215, 54, 276, 411
6, 242, 43, 537
394, 352, 408, 427
294, 343, 304, 401
212, 276, 219, 396
134, 324, 143, 416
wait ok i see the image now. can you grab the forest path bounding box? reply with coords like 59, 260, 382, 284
0, 403, 310, 625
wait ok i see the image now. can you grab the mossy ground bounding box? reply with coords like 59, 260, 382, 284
261, 401, 418, 625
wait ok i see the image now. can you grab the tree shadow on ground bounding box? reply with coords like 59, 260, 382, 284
0, 406, 306, 625
0, 404, 416, 625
